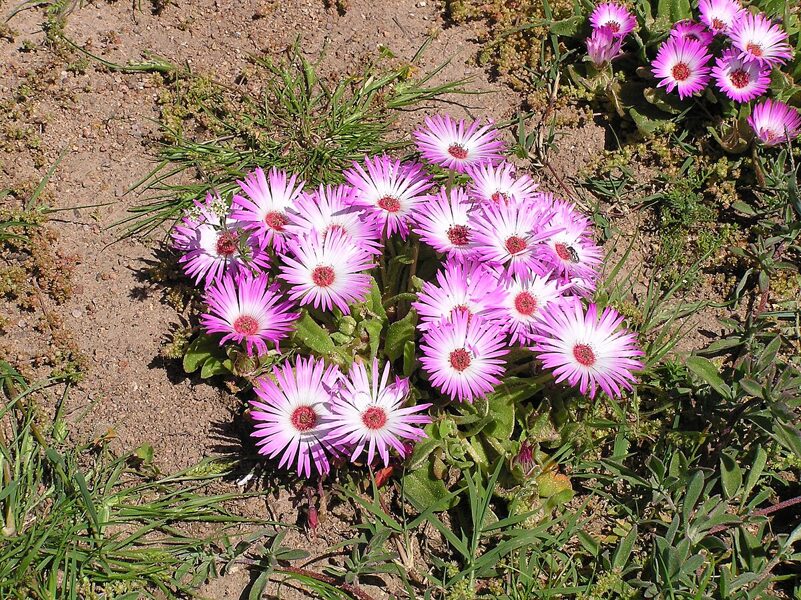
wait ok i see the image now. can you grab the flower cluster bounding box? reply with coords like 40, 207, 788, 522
585, 1, 801, 147
172, 116, 644, 477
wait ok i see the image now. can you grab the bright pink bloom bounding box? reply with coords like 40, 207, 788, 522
419, 312, 507, 403
172, 193, 270, 288
586, 25, 624, 67
413, 115, 505, 173
589, 2, 636, 38
698, 0, 743, 35
250, 356, 341, 477
537, 220, 602, 292
729, 12, 792, 67
201, 273, 298, 356
748, 99, 801, 147
712, 49, 771, 103
670, 20, 714, 46
651, 37, 713, 100
279, 229, 374, 314
344, 156, 433, 239
531, 303, 644, 399
324, 359, 431, 467
231, 168, 305, 252
466, 161, 539, 206
413, 187, 477, 258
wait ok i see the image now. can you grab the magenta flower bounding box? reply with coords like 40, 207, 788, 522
172, 193, 270, 288
589, 2, 637, 38
712, 49, 772, 103
472, 200, 552, 279
536, 193, 592, 237
324, 359, 431, 467
651, 37, 713, 100
413, 115, 506, 173
466, 161, 539, 206
670, 20, 714, 47
279, 229, 374, 314
412, 187, 477, 258
231, 167, 305, 252
285, 184, 383, 254
250, 356, 341, 477
486, 273, 567, 346
537, 220, 602, 292
344, 156, 433, 239
586, 25, 624, 67
531, 303, 644, 399
698, 0, 743, 35
748, 99, 801, 147
729, 12, 792, 67
201, 273, 299, 356
412, 259, 506, 332
420, 312, 508, 403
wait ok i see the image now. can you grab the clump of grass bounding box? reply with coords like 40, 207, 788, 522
117, 40, 473, 238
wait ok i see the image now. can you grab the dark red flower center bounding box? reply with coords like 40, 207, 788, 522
451, 305, 473, 322
312, 265, 336, 287
377, 196, 401, 213
573, 344, 596, 367
449, 348, 472, 372
233, 315, 259, 335
747, 42, 763, 57
514, 291, 538, 316
215, 231, 239, 257
290, 406, 317, 432
712, 17, 725, 30
607, 21, 620, 33
447, 224, 471, 246
361, 406, 388, 430
447, 144, 469, 159
555, 242, 579, 263
264, 211, 288, 231
763, 129, 779, 142
325, 223, 347, 235
505, 235, 527, 255
685, 33, 700, 42
730, 69, 750, 89
490, 191, 508, 204
671, 62, 691, 82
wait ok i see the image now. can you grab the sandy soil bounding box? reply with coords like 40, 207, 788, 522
0, 0, 612, 597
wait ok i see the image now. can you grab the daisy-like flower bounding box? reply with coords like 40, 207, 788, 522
537, 221, 602, 291
537, 193, 592, 237
250, 356, 340, 478
698, 0, 743, 35
472, 201, 552, 278
712, 49, 772, 103
419, 312, 508, 403
231, 167, 305, 251
285, 184, 383, 254
344, 156, 433, 239
412, 259, 507, 332
413, 115, 506, 173
279, 229, 374, 314
466, 161, 539, 206
747, 99, 801, 147
651, 37, 713, 100
172, 193, 270, 288
412, 187, 477, 258
531, 303, 644, 399
729, 12, 792, 67
486, 272, 567, 346
324, 359, 431, 467
589, 2, 637, 38
586, 25, 624, 67
201, 273, 299, 356
669, 20, 714, 47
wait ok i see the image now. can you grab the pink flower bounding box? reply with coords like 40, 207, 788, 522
729, 12, 792, 68
531, 303, 644, 399
324, 359, 431, 467
250, 356, 341, 477
412, 187, 477, 258
586, 25, 624, 67
201, 273, 299, 356
419, 312, 508, 403
231, 167, 305, 252
651, 37, 713, 100
466, 161, 539, 206
748, 99, 801, 147
712, 49, 771, 103
413, 115, 506, 173
172, 193, 270, 288
589, 2, 637, 38
279, 229, 374, 314
344, 156, 433, 239
698, 0, 744, 35
537, 219, 602, 293
670, 20, 714, 47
